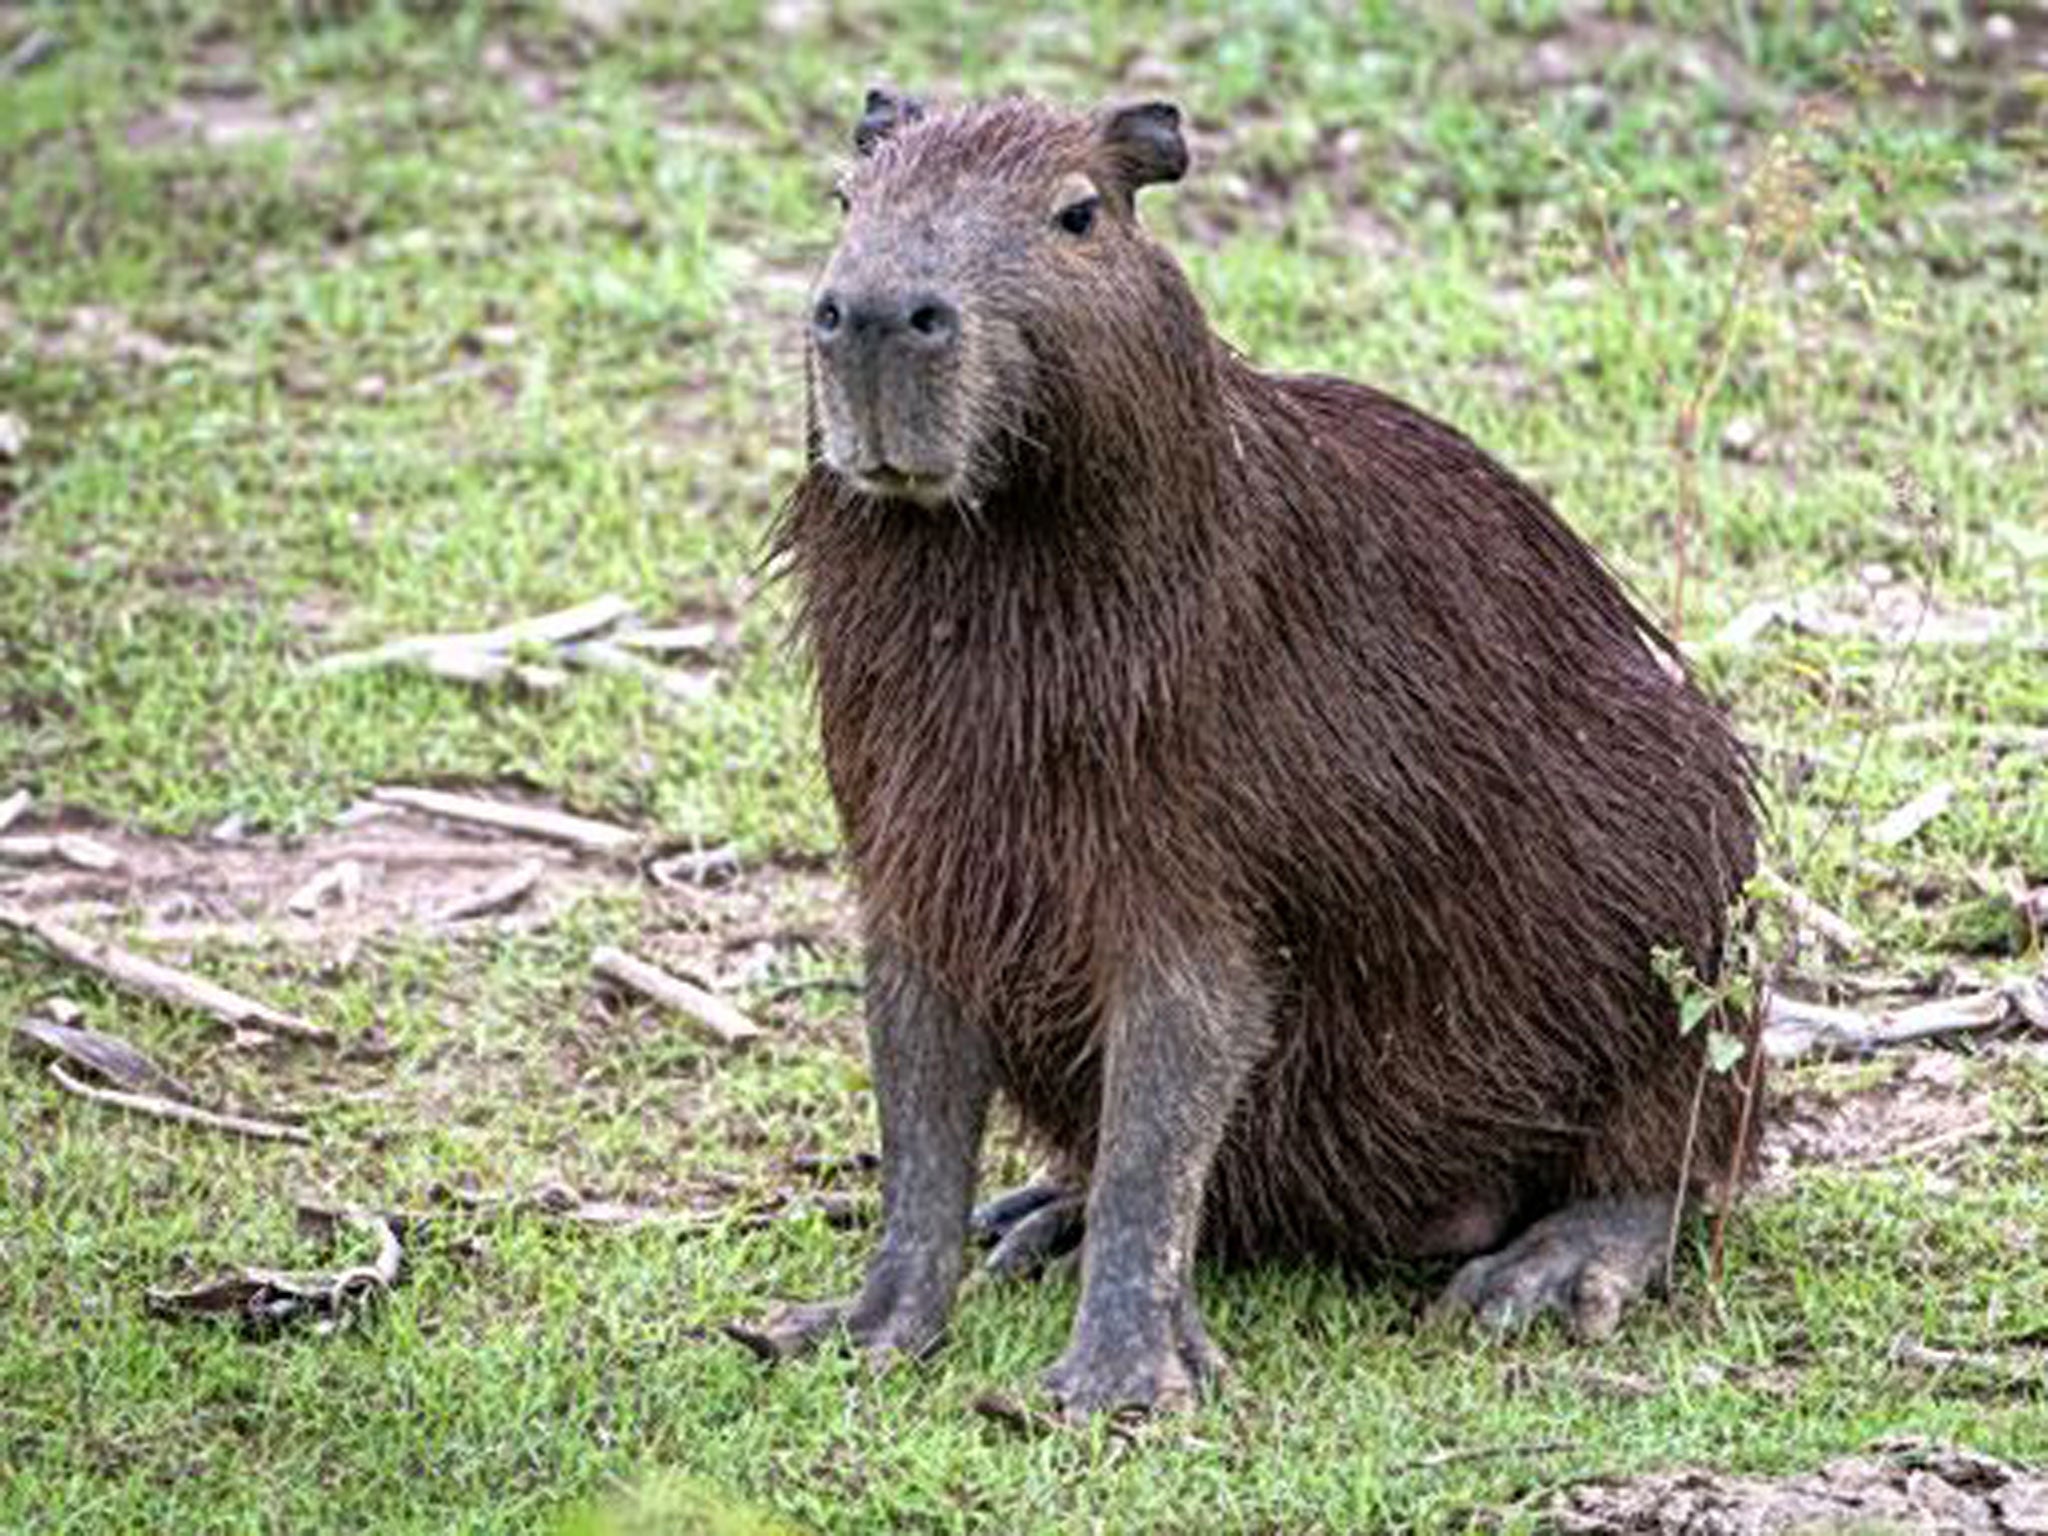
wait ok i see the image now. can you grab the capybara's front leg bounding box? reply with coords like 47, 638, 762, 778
730, 941, 992, 1365
1044, 950, 1267, 1417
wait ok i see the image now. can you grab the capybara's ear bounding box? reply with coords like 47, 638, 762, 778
854, 87, 923, 156
1099, 101, 1189, 196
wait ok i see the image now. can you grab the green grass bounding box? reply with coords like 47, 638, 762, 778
3, 1, 2046, 1531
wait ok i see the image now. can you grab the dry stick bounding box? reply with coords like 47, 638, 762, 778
48, 1062, 310, 1143
1664, 1022, 1714, 1294
434, 859, 544, 922
1667, 215, 1765, 642
970, 1393, 1061, 1439
370, 786, 638, 856
311, 594, 635, 674
609, 623, 721, 658
339, 1212, 403, 1293
1764, 874, 1868, 955
0, 834, 125, 872
12, 1016, 198, 1101
1888, 1333, 2047, 1390
1869, 781, 1954, 848
0, 903, 334, 1044
1410, 1439, 1576, 1472
148, 1211, 401, 1332
1712, 988, 1768, 1286
0, 787, 30, 835
1763, 986, 2018, 1065
284, 858, 361, 917
297, 1187, 856, 1236
590, 945, 760, 1046
557, 639, 717, 702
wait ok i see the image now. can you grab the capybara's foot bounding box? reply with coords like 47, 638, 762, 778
1428, 1194, 1673, 1341
723, 1299, 857, 1363
971, 1181, 1085, 1279
726, 1261, 959, 1365
1042, 1295, 1226, 1419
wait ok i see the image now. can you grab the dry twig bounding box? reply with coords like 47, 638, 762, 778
1888, 1333, 2047, 1395
0, 903, 333, 1044
609, 622, 721, 658
1762, 982, 2037, 1064
0, 787, 29, 835
48, 1062, 310, 1143
433, 858, 544, 922
1410, 1439, 1577, 1472
284, 858, 362, 917
647, 844, 740, 889
12, 1015, 197, 1101
970, 1393, 1063, 1438
311, 594, 635, 675
297, 1183, 862, 1237
591, 945, 761, 1046
147, 1210, 400, 1337
0, 833, 124, 872
371, 786, 639, 856
1758, 874, 1868, 956
558, 639, 717, 702
1869, 782, 1955, 848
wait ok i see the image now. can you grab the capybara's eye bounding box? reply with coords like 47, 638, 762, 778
1056, 196, 1099, 236
830, 184, 851, 214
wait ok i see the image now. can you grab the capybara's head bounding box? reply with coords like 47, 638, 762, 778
806, 91, 1204, 511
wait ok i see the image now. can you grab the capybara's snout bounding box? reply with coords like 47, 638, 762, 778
809, 275, 969, 506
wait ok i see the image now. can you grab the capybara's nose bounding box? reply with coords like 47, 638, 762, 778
898, 293, 959, 348
812, 289, 959, 355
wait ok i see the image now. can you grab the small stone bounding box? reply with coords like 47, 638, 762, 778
0, 411, 26, 460
1984, 14, 2018, 47
1905, 1052, 1965, 1088
353, 374, 387, 402
1720, 415, 1763, 460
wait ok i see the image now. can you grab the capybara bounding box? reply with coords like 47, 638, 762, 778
735, 89, 1758, 1416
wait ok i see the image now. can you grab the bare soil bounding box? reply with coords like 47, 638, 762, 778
1551, 1441, 2048, 1535
0, 800, 854, 992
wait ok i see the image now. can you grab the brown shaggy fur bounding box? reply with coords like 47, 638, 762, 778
775, 95, 1757, 1269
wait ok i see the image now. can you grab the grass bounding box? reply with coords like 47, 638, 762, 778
3, 1, 2046, 1531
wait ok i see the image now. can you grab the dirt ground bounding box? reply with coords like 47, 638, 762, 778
1552, 1442, 2048, 1534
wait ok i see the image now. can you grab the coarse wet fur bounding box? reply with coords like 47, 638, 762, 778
736, 91, 1759, 1417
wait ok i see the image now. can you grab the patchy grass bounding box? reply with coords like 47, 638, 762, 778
3, 1, 2045, 1532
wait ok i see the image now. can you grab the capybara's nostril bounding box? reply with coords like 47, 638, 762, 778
812, 294, 844, 342
905, 295, 958, 345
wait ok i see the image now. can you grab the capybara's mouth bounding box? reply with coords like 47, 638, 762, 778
847, 461, 956, 507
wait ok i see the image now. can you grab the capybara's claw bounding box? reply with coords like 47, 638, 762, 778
726, 1276, 958, 1366
969, 1181, 1076, 1245
1429, 1195, 1673, 1342
980, 1191, 1085, 1280
722, 1300, 852, 1363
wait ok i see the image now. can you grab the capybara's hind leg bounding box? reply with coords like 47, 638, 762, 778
973, 1180, 1085, 1279
727, 943, 994, 1365
1426, 1194, 1673, 1341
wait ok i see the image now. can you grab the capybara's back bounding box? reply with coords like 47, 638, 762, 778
748, 91, 1757, 1415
